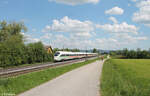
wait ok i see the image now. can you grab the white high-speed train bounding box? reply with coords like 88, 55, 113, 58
54, 51, 98, 61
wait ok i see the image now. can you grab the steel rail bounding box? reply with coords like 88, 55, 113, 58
0, 57, 97, 77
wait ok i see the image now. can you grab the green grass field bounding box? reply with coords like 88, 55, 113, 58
101, 59, 150, 96
0, 58, 99, 95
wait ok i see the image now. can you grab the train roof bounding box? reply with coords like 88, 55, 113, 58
56, 51, 97, 54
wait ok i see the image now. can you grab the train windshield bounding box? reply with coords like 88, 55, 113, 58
54, 52, 60, 56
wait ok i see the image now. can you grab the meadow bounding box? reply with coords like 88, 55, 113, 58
101, 59, 150, 96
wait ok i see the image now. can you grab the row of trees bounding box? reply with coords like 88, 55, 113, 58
110, 48, 150, 59
53, 48, 80, 53
53, 48, 99, 53
0, 21, 53, 67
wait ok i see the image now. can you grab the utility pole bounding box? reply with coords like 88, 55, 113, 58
85, 47, 88, 61
63, 45, 64, 51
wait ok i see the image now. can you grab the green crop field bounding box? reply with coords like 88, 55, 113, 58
101, 59, 150, 96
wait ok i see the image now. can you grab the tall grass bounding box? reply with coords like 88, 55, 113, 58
101, 59, 150, 96
0, 58, 99, 95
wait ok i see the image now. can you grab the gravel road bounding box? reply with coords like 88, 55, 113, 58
19, 60, 103, 96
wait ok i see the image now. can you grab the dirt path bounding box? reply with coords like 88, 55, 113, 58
19, 60, 103, 96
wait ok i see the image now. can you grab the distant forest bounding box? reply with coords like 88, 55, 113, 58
110, 48, 150, 59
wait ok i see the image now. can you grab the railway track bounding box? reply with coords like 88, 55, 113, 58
0, 57, 97, 78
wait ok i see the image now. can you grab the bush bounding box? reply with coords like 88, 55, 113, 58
0, 21, 53, 67
0, 41, 53, 67
26, 42, 53, 64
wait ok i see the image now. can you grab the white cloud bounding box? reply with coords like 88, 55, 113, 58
109, 16, 118, 24
128, 3, 131, 7
24, 34, 40, 43
40, 32, 147, 50
136, 0, 150, 7
49, 35, 120, 49
42, 25, 51, 32
132, 0, 150, 26
42, 34, 90, 49
114, 33, 148, 43
31, 38, 40, 42
32, 28, 37, 32
105, 6, 124, 15
20, 19, 29, 23
42, 16, 94, 38
48, 0, 99, 5
95, 38, 120, 49
95, 17, 148, 48
96, 22, 138, 34
40, 33, 52, 39
21, 32, 25, 35
40, 17, 148, 50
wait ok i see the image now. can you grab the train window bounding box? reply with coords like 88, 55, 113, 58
54, 52, 60, 56
66, 54, 69, 56
60, 54, 65, 57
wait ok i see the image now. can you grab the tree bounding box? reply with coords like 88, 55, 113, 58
110, 51, 116, 56
136, 48, 141, 58
0, 21, 27, 67
0, 21, 27, 43
141, 50, 149, 59
122, 48, 128, 57
92, 48, 97, 53
116, 50, 122, 55
72, 48, 80, 52
149, 48, 150, 53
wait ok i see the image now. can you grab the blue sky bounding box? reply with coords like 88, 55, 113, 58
0, 0, 150, 50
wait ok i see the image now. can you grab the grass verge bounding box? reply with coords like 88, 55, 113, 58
101, 59, 150, 96
0, 58, 99, 95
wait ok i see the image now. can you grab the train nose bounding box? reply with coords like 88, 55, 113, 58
54, 56, 57, 60
54, 56, 59, 61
